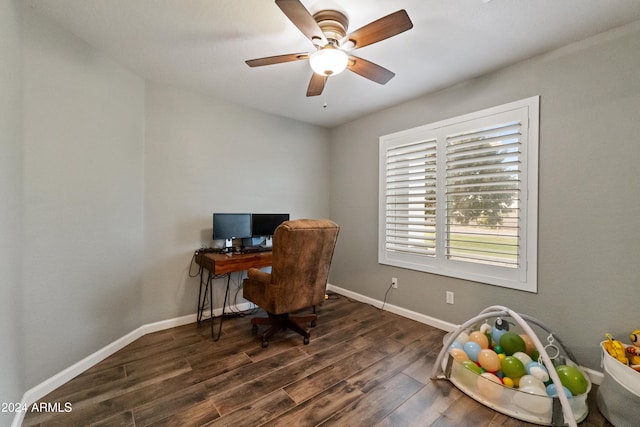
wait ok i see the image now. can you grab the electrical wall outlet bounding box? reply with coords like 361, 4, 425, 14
446, 291, 454, 304
391, 277, 398, 289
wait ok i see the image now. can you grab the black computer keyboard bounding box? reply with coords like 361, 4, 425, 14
241, 246, 271, 253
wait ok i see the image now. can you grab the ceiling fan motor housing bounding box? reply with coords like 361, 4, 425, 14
313, 10, 349, 44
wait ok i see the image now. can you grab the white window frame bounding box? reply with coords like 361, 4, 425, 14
379, 96, 539, 292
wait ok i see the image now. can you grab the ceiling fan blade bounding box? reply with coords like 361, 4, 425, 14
276, 0, 327, 46
342, 9, 413, 50
246, 53, 309, 67
306, 73, 327, 97
347, 55, 395, 85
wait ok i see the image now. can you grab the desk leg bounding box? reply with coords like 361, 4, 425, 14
197, 269, 211, 323
212, 273, 231, 342
208, 272, 213, 326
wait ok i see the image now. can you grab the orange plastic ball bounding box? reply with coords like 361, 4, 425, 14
450, 348, 469, 362
477, 349, 501, 372
519, 334, 536, 355
469, 331, 489, 349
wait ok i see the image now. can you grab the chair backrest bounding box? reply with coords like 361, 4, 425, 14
270, 219, 340, 313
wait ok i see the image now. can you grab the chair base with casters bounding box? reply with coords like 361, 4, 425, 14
251, 307, 317, 347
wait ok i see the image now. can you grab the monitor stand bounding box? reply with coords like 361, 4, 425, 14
223, 239, 242, 253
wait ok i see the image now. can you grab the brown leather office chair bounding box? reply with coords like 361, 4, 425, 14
242, 219, 339, 347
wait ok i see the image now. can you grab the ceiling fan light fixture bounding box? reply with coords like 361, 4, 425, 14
246, 2, 414, 97
309, 45, 348, 76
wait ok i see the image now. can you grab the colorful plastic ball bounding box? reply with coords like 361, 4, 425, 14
450, 340, 464, 351
526, 361, 549, 382
493, 345, 504, 354
519, 333, 536, 354
517, 384, 551, 415
477, 349, 501, 372
449, 348, 469, 362
461, 360, 483, 375
499, 332, 527, 356
477, 372, 504, 400
519, 385, 547, 397
555, 365, 589, 396
512, 351, 533, 367
518, 374, 546, 393
502, 377, 514, 388
498, 353, 506, 361
513, 385, 551, 415
546, 383, 573, 398
469, 331, 489, 349
530, 349, 540, 362
500, 356, 526, 379
463, 341, 482, 362
457, 331, 470, 344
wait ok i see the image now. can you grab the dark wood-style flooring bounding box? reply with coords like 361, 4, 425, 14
23, 293, 612, 426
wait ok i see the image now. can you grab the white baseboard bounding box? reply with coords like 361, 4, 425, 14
20, 313, 198, 408
326, 283, 459, 332
325, 283, 603, 386
11, 302, 253, 427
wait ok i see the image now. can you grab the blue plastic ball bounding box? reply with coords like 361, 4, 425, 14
526, 361, 550, 382
546, 383, 573, 398
463, 341, 482, 362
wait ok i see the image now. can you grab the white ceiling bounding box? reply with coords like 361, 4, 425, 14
26, 0, 640, 127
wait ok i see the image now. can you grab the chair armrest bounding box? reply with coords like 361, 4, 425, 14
247, 268, 271, 284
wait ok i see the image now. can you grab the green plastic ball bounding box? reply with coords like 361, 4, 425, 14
499, 332, 527, 356
530, 349, 540, 362
555, 365, 589, 395
501, 356, 526, 379
462, 360, 483, 375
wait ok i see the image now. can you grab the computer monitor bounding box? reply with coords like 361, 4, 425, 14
251, 213, 290, 237
213, 213, 252, 249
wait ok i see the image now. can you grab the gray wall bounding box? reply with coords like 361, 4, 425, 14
22, 6, 146, 388
0, 0, 24, 423
329, 22, 640, 370
141, 82, 331, 323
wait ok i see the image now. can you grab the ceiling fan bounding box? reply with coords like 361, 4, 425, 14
245, 0, 413, 97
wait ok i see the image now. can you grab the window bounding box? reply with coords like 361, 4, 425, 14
379, 97, 539, 292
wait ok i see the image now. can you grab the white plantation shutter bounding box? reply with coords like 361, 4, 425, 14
445, 120, 522, 267
379, 96, 538, 292
384, 138, 437, 256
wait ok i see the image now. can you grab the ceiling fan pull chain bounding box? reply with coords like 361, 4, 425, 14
323, 82, 328, 108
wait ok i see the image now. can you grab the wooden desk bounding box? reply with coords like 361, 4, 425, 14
197, 251, 272, 275
195, 250, 272, 340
